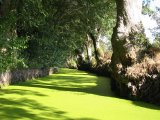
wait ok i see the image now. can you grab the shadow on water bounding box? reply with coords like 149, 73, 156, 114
18, 74, 114, 97
17, 70, 160, 110
0, 68, 159, 119
0, 91, 97, 120
0, 97, 98, 120
17, 68, 160, 110
0, 88, 47, 96
0, 97, 67, 120
0, 69, 104, 120
132, 100, 160, 110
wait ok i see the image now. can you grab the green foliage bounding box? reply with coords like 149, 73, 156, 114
0, 11, 28, 71
142, 5, 154, 15
90, 57, 97, 67
151, 37, 160, 48
129, 32, 150, 48
0, 0, 116, 70
97, 48, 104, 59
66, 58, 77, 69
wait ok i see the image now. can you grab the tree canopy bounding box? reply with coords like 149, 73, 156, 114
0, 0, 116, 71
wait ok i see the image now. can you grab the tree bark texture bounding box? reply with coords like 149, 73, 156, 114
86, 34, 92, 62
16, 0, 25, 37
89, 31, 102, 64
0, 0, 11, 17
111, 0, 143, 97
111, 0, 143, 68
111, 0, 160, 105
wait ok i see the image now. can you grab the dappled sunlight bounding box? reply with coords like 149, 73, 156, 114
16, 68, 113, 97
0, 68, 160, 120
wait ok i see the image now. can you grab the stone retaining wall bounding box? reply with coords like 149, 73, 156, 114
0, 68, 55, 88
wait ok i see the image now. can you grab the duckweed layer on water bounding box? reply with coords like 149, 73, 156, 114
0, 68, 160, 120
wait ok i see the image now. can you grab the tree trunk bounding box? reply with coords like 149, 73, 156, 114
111, 0, 144, 97
111, 0, 143, 67
16, 0, 25, 37
0, 0, 11, 17
89, 31, 102, 64
86, 34, 92, 62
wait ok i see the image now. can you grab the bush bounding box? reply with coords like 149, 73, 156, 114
66, 58, 77, 69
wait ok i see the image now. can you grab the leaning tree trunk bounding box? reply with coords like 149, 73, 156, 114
111, 0, 143, 97
89, 30, 103, 65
